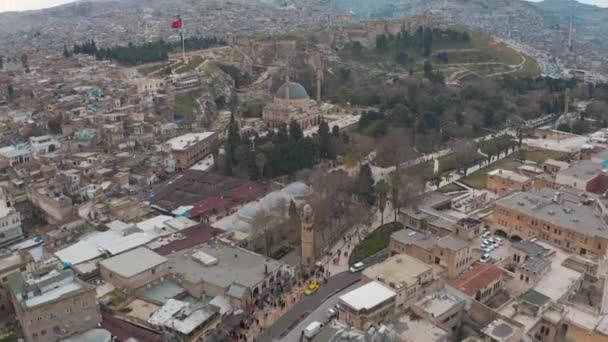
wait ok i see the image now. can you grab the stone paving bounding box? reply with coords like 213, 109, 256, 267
243, 277, 322, 341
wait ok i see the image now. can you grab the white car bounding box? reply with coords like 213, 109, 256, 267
482, 232, 491, 239
495, 237, 503, 245
481, 246, 492, 253
481, 253, 491, 262
350, 262, 365, 273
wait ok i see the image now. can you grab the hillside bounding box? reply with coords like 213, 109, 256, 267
0, 0, 606, 70
532, 0, 608, 47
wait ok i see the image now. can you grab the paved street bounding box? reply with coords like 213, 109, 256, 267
280, 282, 363, 342
258, 271, 361, 342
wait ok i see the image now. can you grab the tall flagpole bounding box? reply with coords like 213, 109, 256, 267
181, 15, 186, 62
180, 1, 186, 63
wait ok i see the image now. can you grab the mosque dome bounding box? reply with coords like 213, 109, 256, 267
275, 82, 309, 100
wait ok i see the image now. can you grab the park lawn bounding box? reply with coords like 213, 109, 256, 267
174, 91, 200, 119
521, 149, 569, 164
174, 56, 204, 74
405, 151, 484, 182
513, 52, 542, 78
137, 64, 163, 76
460, 157, 523, 189
437, 152, 485, 176
439, 182, 465, 193
479, 135, 515, 156
406, 160, 434, 180
350, 222, 403, 265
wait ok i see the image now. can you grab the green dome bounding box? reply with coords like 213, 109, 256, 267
276, 82, 309, 100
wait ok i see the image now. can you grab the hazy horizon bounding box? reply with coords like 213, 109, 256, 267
1, 0, 608, 13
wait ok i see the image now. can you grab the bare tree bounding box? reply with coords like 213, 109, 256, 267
345, 135, 374, 167
390, 172, 424, 222
453, 139, 478, 176
375, 128, 417, 168
251, 207, 275, 256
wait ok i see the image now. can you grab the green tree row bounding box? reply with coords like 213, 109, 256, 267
224, 114, 342, 179
68, 37, 225, 66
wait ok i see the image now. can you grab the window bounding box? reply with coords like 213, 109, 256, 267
37, 316, 43, 321
41, 330, 46, 336
66, 307, 73, 314
82, 300, 89, 308
50, 312, 59, 320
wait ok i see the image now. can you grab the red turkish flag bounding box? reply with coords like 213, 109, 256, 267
171, 18, 183, 29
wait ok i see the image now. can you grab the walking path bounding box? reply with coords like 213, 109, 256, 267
320, 203, 395, 275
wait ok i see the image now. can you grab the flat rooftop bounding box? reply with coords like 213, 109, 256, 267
511, 240, 551, 258
416, 292, 463, 318
141, 278, 186, 304
99, 247, 167, 278
488, 169, 530, 183
532, 241, 583, 300
168, 240, 286, 289
164, 305, 217, 335
339, 280, 395, 311
363, 254, 432, 290
557, 160, 604, 182
495, 189, 608, 239
391, 229, 436, 251
123, 299, 161, 323
8, 268, 92, 310
394, 313, 447, 342
165, 132, 215, 151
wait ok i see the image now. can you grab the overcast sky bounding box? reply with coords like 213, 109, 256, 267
1, 0, 608, 12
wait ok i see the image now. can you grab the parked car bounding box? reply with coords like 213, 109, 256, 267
304, 282, 320, 295
327, 304, 341, 318
495, 237, 503, 245
482, 246, 492, 253
350, 262, 365, 273
481, 253, 491, 262
482, 232, 491, 239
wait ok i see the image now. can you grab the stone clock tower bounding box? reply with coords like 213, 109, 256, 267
301, 203, 315, 273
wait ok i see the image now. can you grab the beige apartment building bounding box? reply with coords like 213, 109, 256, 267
362, 254, 444, 312
165, 132, 217, 171
338, 280, 396, 330
491, 189, 608, 258
390, 229, 477, 279
7, 268, 101, 342
0, 251, 35, 324
99, 247, 169, 292
486, 169, 531, 197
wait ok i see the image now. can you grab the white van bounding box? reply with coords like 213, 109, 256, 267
304, 321, 324, 339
